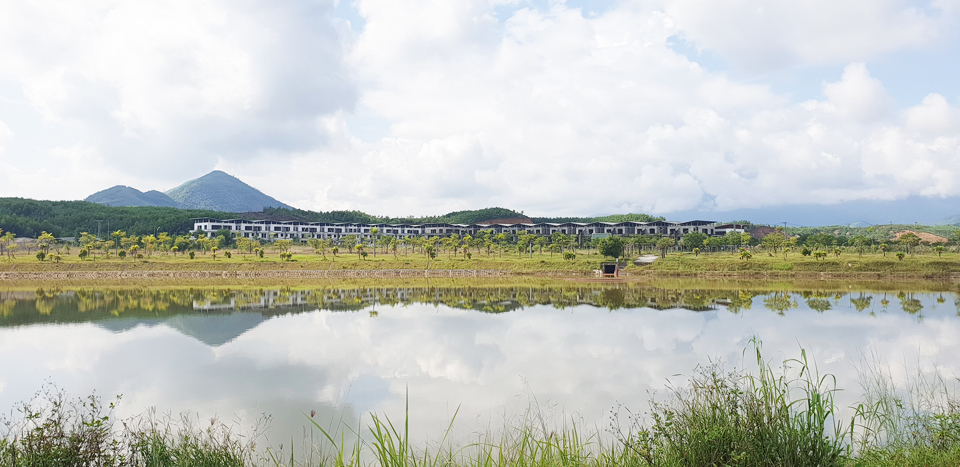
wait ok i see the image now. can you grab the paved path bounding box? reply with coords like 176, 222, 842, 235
634, 255, 659, 265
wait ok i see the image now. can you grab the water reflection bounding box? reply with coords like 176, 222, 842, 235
5, 284, 956, 328
1, 283, 959, 449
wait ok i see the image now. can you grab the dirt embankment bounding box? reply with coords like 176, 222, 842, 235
894, 230, 949, 244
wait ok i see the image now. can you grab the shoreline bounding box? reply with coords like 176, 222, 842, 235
3, 267, 960, 283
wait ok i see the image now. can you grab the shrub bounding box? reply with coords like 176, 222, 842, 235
0, 385, 253, 467
36, 251, 45, 261
801, 247, 812, 256
224, 251, 231, 259
563, 251, 576, 261
0, 386, 121, 466
188, 251, 195, 259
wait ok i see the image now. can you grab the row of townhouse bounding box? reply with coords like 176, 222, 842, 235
192, 218, 746, 242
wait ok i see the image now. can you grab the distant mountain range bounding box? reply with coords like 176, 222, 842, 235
71, 170, 960, 227
86, 170, 292, 213
666, 196, 960, 227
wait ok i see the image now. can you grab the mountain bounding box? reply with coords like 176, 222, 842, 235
939, 214, 960, 225
85, 186, 179, 208
84, 170, 293, 213
164, 170, 292, 212
663, 196, 960, 227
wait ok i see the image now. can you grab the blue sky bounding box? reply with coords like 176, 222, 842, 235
1, 0, 959, 220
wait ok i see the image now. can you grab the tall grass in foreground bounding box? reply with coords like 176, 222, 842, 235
2, 344, 958, 466
611, 342, 848, 466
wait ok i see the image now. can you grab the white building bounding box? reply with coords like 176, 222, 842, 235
192, 217, 719, 242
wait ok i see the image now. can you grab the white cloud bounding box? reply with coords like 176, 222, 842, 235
2, 0, 960, 216
821, 63, 894, 123
0, 0, 355, 180
0, 121, 11, 150
660, 0, 953, 72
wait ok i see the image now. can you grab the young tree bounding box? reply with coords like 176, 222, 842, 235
682, 232, 708, 252
656, 237, 675, 258
141, 234, 157, 256
723, 231, 743, 251
494, 233, 506, 258
308, 238, 328, 258
517, 233, 535, 258
157, 232, 172, 254
850, 235, 870, 258
37, 231, 56, 255
534, 236, 548, 255
174, 235, 192, 254
197, 237, 213, 254
597, 237, 625, 259
898, 232, 921, 255
213, 228, 235, 247
236, 237, 251, 255
111, 230, 126, 255
369, 227, 379, 257
551, 233, 570, 253
274, 239, 293, 255
121, 235, 139, 254
760, 228, 787, 253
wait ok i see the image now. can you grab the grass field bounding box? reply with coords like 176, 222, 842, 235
3, 244, 960, 277
0, 244, 606, 274
648, 249, 960, 275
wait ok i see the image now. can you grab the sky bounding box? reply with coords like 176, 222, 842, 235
1, 0, 960, 219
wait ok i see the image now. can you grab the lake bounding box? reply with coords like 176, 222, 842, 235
2, 280, 959, 456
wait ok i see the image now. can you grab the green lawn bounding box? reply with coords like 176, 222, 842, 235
4, 245, 960, 277
648, 250, 960, 275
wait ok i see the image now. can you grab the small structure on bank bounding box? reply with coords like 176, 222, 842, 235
598, 261, 621, 278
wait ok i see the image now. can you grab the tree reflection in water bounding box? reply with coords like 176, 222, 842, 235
0, 284, 954, 326
763, 292, 798, 315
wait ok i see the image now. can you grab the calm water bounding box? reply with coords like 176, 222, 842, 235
2, 283, 959, 448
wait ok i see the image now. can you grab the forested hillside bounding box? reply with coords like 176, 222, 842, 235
0, 198, 231, 238
533, 213, 665, 223
1, 197, 665, 239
